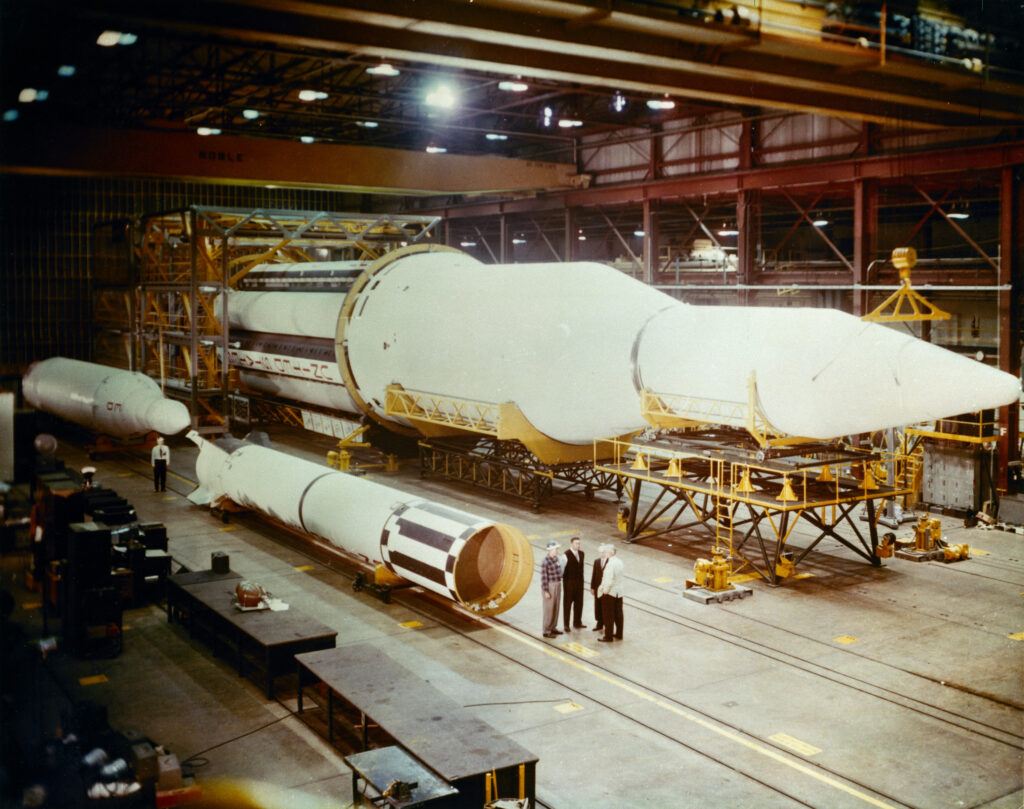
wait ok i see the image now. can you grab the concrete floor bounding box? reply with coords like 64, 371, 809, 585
2, 427, 1022, 809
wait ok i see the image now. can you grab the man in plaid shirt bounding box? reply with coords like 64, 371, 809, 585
540, 540, 563, 638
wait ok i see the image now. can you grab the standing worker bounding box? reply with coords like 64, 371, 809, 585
590, 544, 606, 633
151, 436, 170, 492
561, 536, 586, 631
540, 540, 563, 639
596, 544, 624, 643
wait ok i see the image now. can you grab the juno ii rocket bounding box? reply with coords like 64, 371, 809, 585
222, 245, 1021, 460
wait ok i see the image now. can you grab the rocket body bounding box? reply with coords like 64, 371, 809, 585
191, 433, 533, 615
22, 357, 191, 438
219, 252, 1021, 446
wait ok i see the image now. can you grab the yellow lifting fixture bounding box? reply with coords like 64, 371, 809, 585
862, 247, 951, 323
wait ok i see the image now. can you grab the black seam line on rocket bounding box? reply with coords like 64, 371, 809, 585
394, 518, 456, 552
296, 472, 337, 534
412, 501, 478, 526
387, 550, 447, 586
630, 305, 676, 394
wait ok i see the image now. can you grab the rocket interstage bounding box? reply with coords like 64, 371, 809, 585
219, 249, 1021, 447
190, 433, 533, 615
22, 357, 191, 438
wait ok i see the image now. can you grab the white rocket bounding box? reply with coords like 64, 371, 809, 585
221, 248, 1021, 458
188, 431, 534, 616
22, 357, 191, 438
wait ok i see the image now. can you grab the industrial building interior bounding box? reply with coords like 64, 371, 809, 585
0, 1, 1022, 808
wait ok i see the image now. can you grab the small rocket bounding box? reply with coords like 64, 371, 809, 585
22, 357, 191, 438
188, 431, 534, 615
220, 248, 1021, 457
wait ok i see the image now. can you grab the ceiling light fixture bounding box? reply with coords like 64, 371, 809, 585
611, 92, 627, 113
558, 119, 583, 128
717, 224, 740, 236
811, 215, 829, 227
948, 201, 970, 220
57, 65, 76, 77
634, 230, 646, 238
300, 135, 315, 144
298, 89, 328, 102
356, 120, 379, 128
3, 109, 18, 122
541, 106, 553, 127
512, 237, 527, 245
647, 96, 676, 111
498, 80, 528, 92
425, 145, 447, 153
485, 133, 508, 141
97, 30, 136, 47
460, 240, 477, 247
242, 109, 260, 120
366, 62, 400, 77
17, 88, 39, 103
425, 84, 458, 109
196, 127, 221, 136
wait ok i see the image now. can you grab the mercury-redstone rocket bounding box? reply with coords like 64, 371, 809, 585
188, 431, 533, 615
221, 246, 1021, 460
22, 357, 191, 438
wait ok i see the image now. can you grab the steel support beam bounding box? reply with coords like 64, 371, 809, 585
998, 165, 1022, 492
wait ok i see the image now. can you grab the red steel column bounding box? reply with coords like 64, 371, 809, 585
853, 178, 878, 317
997, 166, 1022, 492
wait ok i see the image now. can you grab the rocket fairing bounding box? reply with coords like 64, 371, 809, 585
22, 357, 191, 438
188, 432, 534, 615
220, 248, 1021, 454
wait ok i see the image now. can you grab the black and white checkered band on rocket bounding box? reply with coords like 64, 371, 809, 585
380, 499, 485, 602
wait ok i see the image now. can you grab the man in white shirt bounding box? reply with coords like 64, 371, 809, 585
596, 544, 624, 643
151, 436, 170, 491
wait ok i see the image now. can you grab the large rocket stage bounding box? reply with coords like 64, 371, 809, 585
189, 432, 534, 616
22, 357, 191, 438
220, 247, 1021, 457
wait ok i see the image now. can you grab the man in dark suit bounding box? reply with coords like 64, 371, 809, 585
561, 536, 586, 631
590, 542, 606, 632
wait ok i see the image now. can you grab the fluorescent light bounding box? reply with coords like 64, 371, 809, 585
512, 238, 527, 245
242, 109, 260, 120
57, 65, 76, 77
425, 84, 457, 109
647, 97, 676, 111
718, 228, 740, 236
17, 88, 38, 103
812, 218, 829, 227
118, 33, 138, 46
96, 30, 122, 47
948, 211, 970, 220
485, 133, 508, 141
612, 92, 627, 113
356, 120, 379, 128
634, 230, 646, 237
578, 234, 587, 241
542, 107, 553, 127
196, 127, 221, 136
460, 241, 477, 247
366, 63, 400, 77
300, 135, 315, 143
425, 145, 447, 153
558, 119, 583, 128
3, 110, 18, 122
498, 80, 528, 92
298, 89, 328, 102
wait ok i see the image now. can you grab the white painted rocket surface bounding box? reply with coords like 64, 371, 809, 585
188, 431, 534, 615
220, 248, 1021, 446
22, 357, 191, 438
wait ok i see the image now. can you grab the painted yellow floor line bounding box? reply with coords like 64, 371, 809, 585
489, 622, 897, 809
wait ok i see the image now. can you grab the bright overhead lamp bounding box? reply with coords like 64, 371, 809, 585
3, 109, 18, 122
196, 127, 221, 136
460, 240, 477, 247
811, 216, 829, 227
242, 109, 260, 120
425, 145, 447, 154
611, 92, 627, 113
541, 106, 553, 127
17, 88, 39, 103
512, 237, 527, 245
298, 89, 328, 102
300, 135, 315, 144
485, 133, 508, 141
366, 62, 400, 77
558, 119, 583, 128
356, 120, 379, 128
948, 201, 970, 220
425, 84, 458, 109
634, 230, 646, 238
647, 96, 676, 111
717, 226, 740, 236
97, 30, 135, 47
498, 80, 528, 92
57, 65, 76, 77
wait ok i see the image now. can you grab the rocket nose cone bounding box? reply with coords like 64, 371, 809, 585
894, 343, 1021, 419
147, 399, 191, 435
